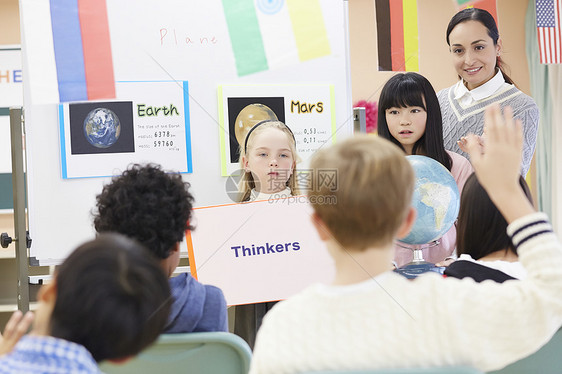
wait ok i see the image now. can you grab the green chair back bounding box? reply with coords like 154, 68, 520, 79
487, 328, 562, 374
303, 368, 483, 374
99, 332, 252, 374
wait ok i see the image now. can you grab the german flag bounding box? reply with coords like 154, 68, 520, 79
375, 0, 419, 72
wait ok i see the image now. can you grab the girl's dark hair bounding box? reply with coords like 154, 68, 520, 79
377, 72, 452, 171
456, 173, 533, 259
51, 233, 172, 362
446, 8, 515, 85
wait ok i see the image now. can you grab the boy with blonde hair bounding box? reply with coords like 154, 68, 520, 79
308, 134, 415, 252
249, 105, 562, 373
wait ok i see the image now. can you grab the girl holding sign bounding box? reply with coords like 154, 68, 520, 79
377, 72, 473, 267
234, 120, 300, 349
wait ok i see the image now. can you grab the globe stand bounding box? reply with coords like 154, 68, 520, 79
393, 241, 445, 279
410, 244, 430, 264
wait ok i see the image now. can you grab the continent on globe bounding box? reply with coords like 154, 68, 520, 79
398, 156, 460, 245
418, 181, 452, 231
83, 108, 121, 148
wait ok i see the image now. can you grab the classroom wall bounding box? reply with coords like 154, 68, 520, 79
1, 1, 532, 112
348, 0, 536, 197
0, 0, 20, 45
349, 0, 532, 101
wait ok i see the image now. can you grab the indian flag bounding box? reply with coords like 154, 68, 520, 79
20, 0, 116, 104
222, 0, 332, 76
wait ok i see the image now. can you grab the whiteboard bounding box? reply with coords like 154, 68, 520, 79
20, 0, 352, 265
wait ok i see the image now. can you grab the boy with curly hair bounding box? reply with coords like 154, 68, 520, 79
93, 164, 228, 333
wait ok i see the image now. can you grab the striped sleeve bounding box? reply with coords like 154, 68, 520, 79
507, 212, 553, 249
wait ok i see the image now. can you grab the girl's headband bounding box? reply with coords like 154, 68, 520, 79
243, 120, 295, 152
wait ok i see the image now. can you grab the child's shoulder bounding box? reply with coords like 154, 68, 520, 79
446, 150, 470, 165
446, 150, 473, 187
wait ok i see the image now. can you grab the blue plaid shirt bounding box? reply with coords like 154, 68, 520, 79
0, 335, 100, 373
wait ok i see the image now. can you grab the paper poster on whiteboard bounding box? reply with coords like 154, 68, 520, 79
218, 84, 336, 176
59, 81, 192, 179
186, 198, 335, 306
20, 0, 334, 104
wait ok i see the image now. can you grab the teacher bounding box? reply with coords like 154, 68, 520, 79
438, 8, 538, 176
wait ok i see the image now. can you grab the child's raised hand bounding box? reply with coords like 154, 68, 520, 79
0, 310, 34, 356
457, 134, 484, 155
464, 104, 533, 222
465, 104, 522, 187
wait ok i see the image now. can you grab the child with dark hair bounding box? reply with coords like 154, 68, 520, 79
444, 173, 534, 282
378, 72, 473, 266
93, 164, 228, 333
0, 233, 171, 372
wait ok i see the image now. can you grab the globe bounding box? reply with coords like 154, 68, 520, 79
83, 108, 121, 148
234, 103, 278, 147
399, 155, 460, 245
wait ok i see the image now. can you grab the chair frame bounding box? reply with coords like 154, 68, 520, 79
99, 331, 252, 374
